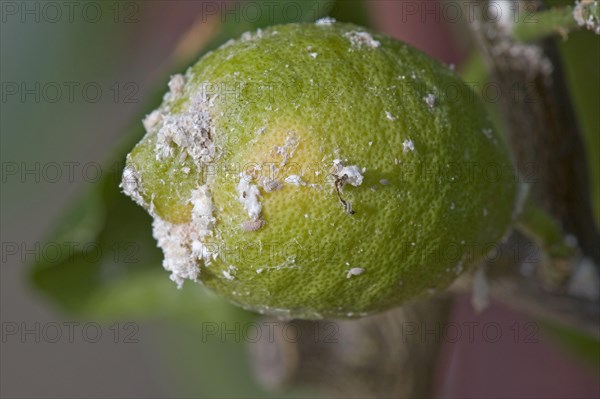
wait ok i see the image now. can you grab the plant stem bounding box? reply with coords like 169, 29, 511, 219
249, 296, 453, 397
466, 0, 599, 335
470, 0, 600, 266
511, 1, 600, 41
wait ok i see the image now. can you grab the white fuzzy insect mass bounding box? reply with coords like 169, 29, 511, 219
152, 218, 200, 289
344, 31, 381, 48
339, 165, 364, 186
168, 74, 185, 97
331, 160, 365, 187
346, 267, 365, 278
402, 139, 415, 153
150, 185, 218, 289
236, 173, 262, 220
315, 17, 336, 26
190, 185, 215, 241
284, 175, 303, 186
143, 110, 163, 131
119, 165, 146, 208
124, 76, 222, 289
424, 93, 436, 109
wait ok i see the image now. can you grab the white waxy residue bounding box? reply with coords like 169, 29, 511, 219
344, 31, 381, 49
346, 267, 365, 278
236, 173, 262, 220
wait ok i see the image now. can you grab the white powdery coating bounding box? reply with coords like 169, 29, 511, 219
168, 74, 185, 97
152, 217, 200, 288
402, 139, 415, 153
143, 110, 163, 131
339, 165, 364, 186
273, 132, 299, 167
344, 31, 381, 49
241, 219, 265, 232
155, 85, 215, 166
131, 74, 221, 289
236, 173, 262, 220
190, 185, 215, 241
191, 240, 214, 265
222, 265, 238, 281
120, 165, 146, 208
424, 93, 436, 109
260, 177, 283, 192
151, 185, 217, 289
331, 160, 365, 187
573, 1, 600, 34
346, 267, 364, 278
284, 175, 303, 186
315, 17, 336, 25
241, 28, 263, 42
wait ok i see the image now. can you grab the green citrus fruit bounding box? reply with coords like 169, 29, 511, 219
121, 20, 517, 319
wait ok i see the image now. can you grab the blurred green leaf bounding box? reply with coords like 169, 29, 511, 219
30, 132, 162, 313
558, 31, 600, 227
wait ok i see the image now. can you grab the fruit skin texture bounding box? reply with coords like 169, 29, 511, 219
122, 21, 517, 319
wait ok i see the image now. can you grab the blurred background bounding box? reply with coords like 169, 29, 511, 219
1, 1, 599, 398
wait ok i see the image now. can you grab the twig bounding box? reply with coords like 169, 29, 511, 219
510, 0, 600, 41
465, 0, 599, 335
449, 231, 599, 338
248, 296, 453, 397
468, 0, 600, 265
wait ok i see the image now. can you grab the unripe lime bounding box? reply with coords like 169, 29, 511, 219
121, 21, 517, 319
